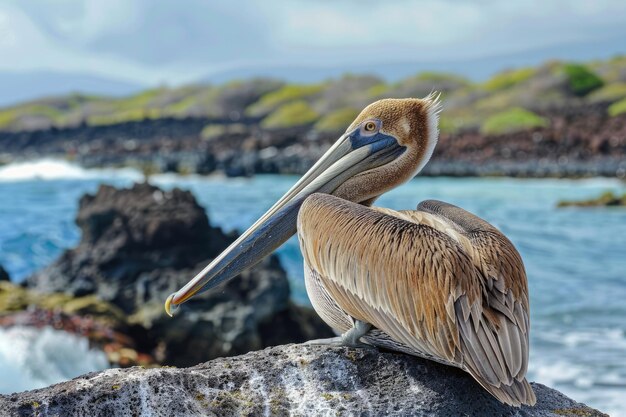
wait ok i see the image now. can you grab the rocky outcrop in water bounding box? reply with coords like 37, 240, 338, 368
0, 265, 8, 282
24, 183, 333, 366
557, 191, 626, 207
0, 344, 607, 417
27, 183, 233, 312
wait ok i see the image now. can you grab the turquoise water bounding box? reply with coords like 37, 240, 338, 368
1, 160, 625, 414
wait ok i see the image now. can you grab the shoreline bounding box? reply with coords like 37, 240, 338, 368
1, 156, 626, 181
1, 103, 625, 179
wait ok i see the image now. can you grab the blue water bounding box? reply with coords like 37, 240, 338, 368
1, 160, 625, 415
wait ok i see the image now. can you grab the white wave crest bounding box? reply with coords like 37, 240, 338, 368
0, 326, 110, 394
529, 357, 626, 416
0, 159, 142, 182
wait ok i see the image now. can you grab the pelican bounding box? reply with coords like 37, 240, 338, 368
165, 95, 536, 406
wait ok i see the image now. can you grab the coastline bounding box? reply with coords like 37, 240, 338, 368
1, 103, 625, 179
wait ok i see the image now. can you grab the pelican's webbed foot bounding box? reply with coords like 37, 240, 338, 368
341, 319, 375, 349
306, 320, 376, 351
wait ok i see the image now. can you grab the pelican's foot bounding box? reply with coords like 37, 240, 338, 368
304, 320, 377, 350
340, 320, 377, 350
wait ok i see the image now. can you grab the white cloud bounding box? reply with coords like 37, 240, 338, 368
1, 0, 625, 85
272, 0, 626, 61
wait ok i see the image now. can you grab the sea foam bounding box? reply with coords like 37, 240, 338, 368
0, 159, 142, 182
0, 326, 110, 394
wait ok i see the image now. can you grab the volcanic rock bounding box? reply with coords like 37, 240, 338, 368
0, 344, 607, 417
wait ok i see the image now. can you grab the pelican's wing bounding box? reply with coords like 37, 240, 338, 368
297, 194, 535, 406
415, 200, 534, 404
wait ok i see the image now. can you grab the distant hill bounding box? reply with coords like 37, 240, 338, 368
0, 71, 143, 107
1, 56, 626, 135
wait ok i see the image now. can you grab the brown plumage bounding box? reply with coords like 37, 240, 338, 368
297, 194, 535, 406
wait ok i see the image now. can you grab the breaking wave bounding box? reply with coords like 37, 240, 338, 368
0, 326, 110, 394
0, 159, 142, 182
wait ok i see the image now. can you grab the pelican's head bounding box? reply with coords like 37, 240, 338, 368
165, 94, 442, 315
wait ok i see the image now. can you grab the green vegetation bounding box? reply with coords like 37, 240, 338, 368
366, 83, 388, 97
261, 100, 319, 129
1, 57, 624, 135
314, 107, 360, 132
438, 115, 463, 134
557, 191, 626, 208
200, 123, 247, 140
588, 82, 626, 103
247, 84, 323, 116
0, 281, 125, 325
0, 104, 63, 129
608, 97, 626, 117
481, 108, 548, 135
561, 64, 604, 96
482, 67, 535, 91
88, 108, 163, 126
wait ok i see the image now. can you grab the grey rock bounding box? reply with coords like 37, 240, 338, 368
0, 344, 607, 417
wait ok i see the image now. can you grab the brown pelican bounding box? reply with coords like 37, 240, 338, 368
165, 95, 536, 406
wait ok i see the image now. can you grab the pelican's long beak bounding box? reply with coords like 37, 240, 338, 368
165, 128, 404, 316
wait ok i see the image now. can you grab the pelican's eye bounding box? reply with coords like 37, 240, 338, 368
359, 120, 380, 137
364, 121, 377, 132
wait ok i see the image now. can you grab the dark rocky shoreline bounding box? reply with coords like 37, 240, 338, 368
1, 103, 625, 178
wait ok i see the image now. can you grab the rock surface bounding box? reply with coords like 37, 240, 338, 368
23, 183, 332, 366
0, 344, 607, 417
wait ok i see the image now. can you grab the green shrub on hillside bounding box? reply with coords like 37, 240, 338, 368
589, 82, 626, 103
200, 123, 247, 140
314, 107, 360, 132
481, 108, 548, 135
110, 88, 166, 111
562, 64, 604, 96
261, 100, 319, 129
438, 115, 463, 134
166, 94, 204, 115
0, 108, 26, 129
247, 84, 323, 116
0, 105, 63, 129
87, 108, 162, 126
608, 98, 626, 117
483, 68, 535, 91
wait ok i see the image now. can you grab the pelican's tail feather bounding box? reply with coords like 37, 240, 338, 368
476, 375, 537, 407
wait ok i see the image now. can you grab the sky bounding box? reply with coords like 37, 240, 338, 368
1, 0, 626, 87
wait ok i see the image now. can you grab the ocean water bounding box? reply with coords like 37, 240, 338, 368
1, 160, 625, 415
